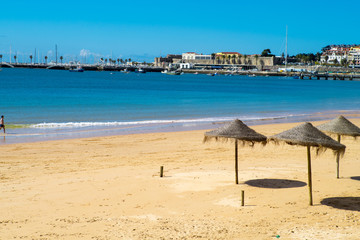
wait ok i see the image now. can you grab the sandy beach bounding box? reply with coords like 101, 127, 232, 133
1, 119, 360, 239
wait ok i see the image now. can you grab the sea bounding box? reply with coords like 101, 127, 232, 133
1, 68, 360, 144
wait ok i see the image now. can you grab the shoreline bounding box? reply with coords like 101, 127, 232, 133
3, 64, 360, 80
1, 118, 360, 239
2, 110, 360, 145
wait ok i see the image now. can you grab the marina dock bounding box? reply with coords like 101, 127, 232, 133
298, 72, 360, 80
2, 63, 360, 81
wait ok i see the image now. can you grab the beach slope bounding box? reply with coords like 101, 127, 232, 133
1, 120, 360, 239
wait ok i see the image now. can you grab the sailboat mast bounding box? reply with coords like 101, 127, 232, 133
55, 44, 58, 64
285, 25, 288, 69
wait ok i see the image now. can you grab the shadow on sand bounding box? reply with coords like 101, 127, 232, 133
350, 176, 360, 181
244, 179, 307, 189
321, 197, 360, 211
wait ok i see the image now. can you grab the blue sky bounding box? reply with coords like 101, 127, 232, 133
0, 0, 359, 62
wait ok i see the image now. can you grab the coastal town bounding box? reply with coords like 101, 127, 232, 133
0, 44, 360, 70
1, 44, 360, 78
155, 44, 360, 72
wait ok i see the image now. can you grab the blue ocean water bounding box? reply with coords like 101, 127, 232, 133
0, 68, 360, 144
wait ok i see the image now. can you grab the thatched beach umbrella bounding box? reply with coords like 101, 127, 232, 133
268, 122, 346, 205
317, 115, 360, 178
204, 119, 267, 184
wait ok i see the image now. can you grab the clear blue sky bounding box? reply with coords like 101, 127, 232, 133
1, 0, 359, 62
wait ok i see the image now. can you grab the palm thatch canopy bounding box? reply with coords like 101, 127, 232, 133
317, 115, 359, 179
268, 122, 345, 155
203, 119, 267, 144
317, 115, 360, 138
268, 122, 346, 205
203, 119, 267, 184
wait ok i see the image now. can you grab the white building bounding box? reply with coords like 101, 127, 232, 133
179, 63, 193, 69
182, 52, 212, 61
321, 46, 349, 64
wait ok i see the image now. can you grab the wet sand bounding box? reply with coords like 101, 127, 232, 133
1, 120, 360, 239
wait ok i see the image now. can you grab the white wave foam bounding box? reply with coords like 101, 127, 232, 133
30, 118, 229, 129
29, 114, 307, 129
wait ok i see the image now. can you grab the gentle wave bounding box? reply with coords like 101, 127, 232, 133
6, 124, 33, 129
29, 114, 306, 129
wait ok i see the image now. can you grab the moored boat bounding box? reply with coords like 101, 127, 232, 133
137, 68, 146, 73
166, 71, 181, 75
69, 66, 84, 72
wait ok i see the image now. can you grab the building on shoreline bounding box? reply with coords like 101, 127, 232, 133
320, 46, 349, 64
154, 51, 281, 70
182, 52, 212, 61
154, 54, 182, 68
320, 44, 360, 65
348, 46, 360, 65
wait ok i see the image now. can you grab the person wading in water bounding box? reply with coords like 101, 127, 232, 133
0, 115, 5, 133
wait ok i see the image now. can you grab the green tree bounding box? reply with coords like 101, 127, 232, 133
29, 55, 33, 64
44, 56, 48, 64
215, 55, 220, 64
228, 55, 232, 64
14, 55, 17, 63
243, 55, 247, 64
60, 56, 63, 64
254, 55, 259, 65
211, 53, 216, 64
0, 54, 2, 63
261, 49, 271, 57
231, 55, 236, 64
333, 58, 338, 65
296, 53, 316, 63
325, 56, 329, 63
237, 55, 242, 64
340, 58, 347, 66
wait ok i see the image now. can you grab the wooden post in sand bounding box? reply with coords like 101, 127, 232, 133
160, 166, 164, 177
235, 139, 239, 184
241, 190, 245, 206
336, 135, 341, 179
307, 146, 313, 206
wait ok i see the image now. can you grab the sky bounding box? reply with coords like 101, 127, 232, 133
0, 0, 359, 63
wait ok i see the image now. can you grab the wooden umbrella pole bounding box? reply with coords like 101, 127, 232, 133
235, 139, 239, 184
336, 134, 341, 179
307, 146, 313, 206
